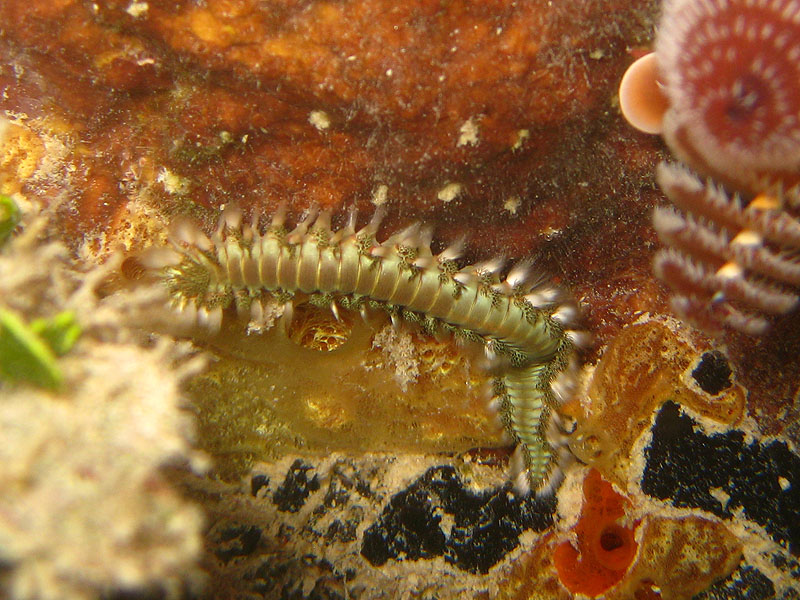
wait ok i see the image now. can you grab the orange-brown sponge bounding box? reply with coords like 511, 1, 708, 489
554, 469, 638, 597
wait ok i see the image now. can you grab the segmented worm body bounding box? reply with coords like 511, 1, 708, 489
147, 206, 583, 494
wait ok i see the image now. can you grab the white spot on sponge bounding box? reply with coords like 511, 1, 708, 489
437, 182, 462, 203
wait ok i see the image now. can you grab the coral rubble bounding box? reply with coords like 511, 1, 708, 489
0, 211, 207, 600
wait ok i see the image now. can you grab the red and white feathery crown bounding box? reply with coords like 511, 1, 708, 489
620, 0, 800, 335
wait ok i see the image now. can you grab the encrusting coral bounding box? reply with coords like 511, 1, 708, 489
567, 319, 745, 488
498, 465, 744, 600
620, 0, 800, 335
0, 204, 207, 600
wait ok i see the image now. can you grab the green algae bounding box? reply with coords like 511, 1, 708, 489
0, 195, 20, 246
0, 309, 81, 390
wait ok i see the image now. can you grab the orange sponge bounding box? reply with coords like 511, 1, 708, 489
554, 469, 639, 597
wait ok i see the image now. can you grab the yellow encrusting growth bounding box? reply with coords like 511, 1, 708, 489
185, 314, 494, 480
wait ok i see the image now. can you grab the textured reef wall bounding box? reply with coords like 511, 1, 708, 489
1, 0, 799, 599
0, 0, 665, 345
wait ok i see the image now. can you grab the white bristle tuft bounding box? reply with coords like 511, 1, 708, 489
331, 208, 356, 244
547, 411, 566, 434
509, 447, 531, 495
509, 446, 525, 474
248, 212, 262, 234
312, 210, 332, 234
271, 203, 288, 228
552, 304, 578, 326
488, 406, 512, 439
566, 329, 591, 347
525, 287, 559, 306
397, 222, 421, 246
172, 304, 196, 332
218, 205, 243, 232
418, 226, 434, 254
170, 219, 212, 251
506, 262, 532, 289
287, 208, 318, 243
357, 206, 386, 237
137, 247, 183, 269
514, 472, 532, 496
498, 425, 514, 444
370, 244, 390, 258
330, 301, 341, 322
179, 301, 198, 326
550, 370, 576, 404
197, 306, 211, 330
555, 443, 576, 466
438, 237, 466, 262
345, 206, 359, 233
534, 465, 566, 498
197, 306, 210, 329
281, 301, 294, 333
249, 299, 264, 325
241, 221, 256, 243
453, 271, 474, 286
475, 257, 505, 275
207, 306, 223, 333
